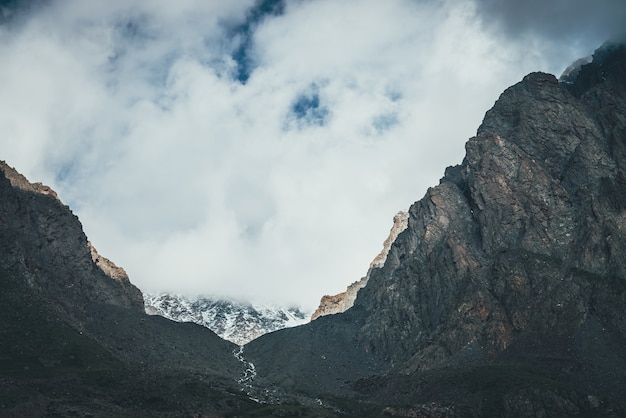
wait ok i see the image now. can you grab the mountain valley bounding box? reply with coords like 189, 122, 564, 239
1, 42, 626, 417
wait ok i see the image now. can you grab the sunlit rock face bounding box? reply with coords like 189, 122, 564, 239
311, 211, 408, 320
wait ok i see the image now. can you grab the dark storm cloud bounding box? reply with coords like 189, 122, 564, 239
475, 0, 626, 42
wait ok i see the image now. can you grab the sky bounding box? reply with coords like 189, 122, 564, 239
1, 0, 625, 311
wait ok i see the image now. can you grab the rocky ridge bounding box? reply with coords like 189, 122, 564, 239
0, 161, 249, 417
311, 211, 408, 320
0, 160, 144, 320
144, 293, 309, 345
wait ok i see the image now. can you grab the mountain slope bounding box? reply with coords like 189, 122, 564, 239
0, 161, 144, 320
0, 161, 252, 416
246, 43, 626, 416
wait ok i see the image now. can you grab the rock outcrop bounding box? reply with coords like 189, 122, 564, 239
88, 241, 131, 282
311, 211, 408, 320
246, 43, 626, 415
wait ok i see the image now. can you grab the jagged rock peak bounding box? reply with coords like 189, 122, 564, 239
311, 210, 408, 320
560, 42, 626, 98
354, 42, 626, 372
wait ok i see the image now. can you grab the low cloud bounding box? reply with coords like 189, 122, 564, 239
0, 0, 614, 310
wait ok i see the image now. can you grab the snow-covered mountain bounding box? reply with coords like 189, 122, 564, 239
144, 293, 309, 345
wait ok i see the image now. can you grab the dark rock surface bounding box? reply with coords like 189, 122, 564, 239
246, 43, 626, 416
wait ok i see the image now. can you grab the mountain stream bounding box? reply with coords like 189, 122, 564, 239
233, 345, 259, 401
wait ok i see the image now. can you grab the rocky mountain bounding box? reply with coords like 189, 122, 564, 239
144, 293, 309, 345
311, 211, 408, 320
245, 42, 626, 416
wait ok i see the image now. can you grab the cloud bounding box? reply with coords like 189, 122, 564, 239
475, 0, 626, 44
0, 0, 615, 311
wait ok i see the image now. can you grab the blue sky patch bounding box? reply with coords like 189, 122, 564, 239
229, 0, 285, 84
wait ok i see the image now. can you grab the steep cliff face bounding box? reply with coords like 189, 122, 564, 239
247, 43, 626, 414
0, 161, 144, 321
311, 211, 408, 320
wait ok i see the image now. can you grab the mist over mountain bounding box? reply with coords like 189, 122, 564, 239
1, 43, 626, 416
144, 293, 308, 345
